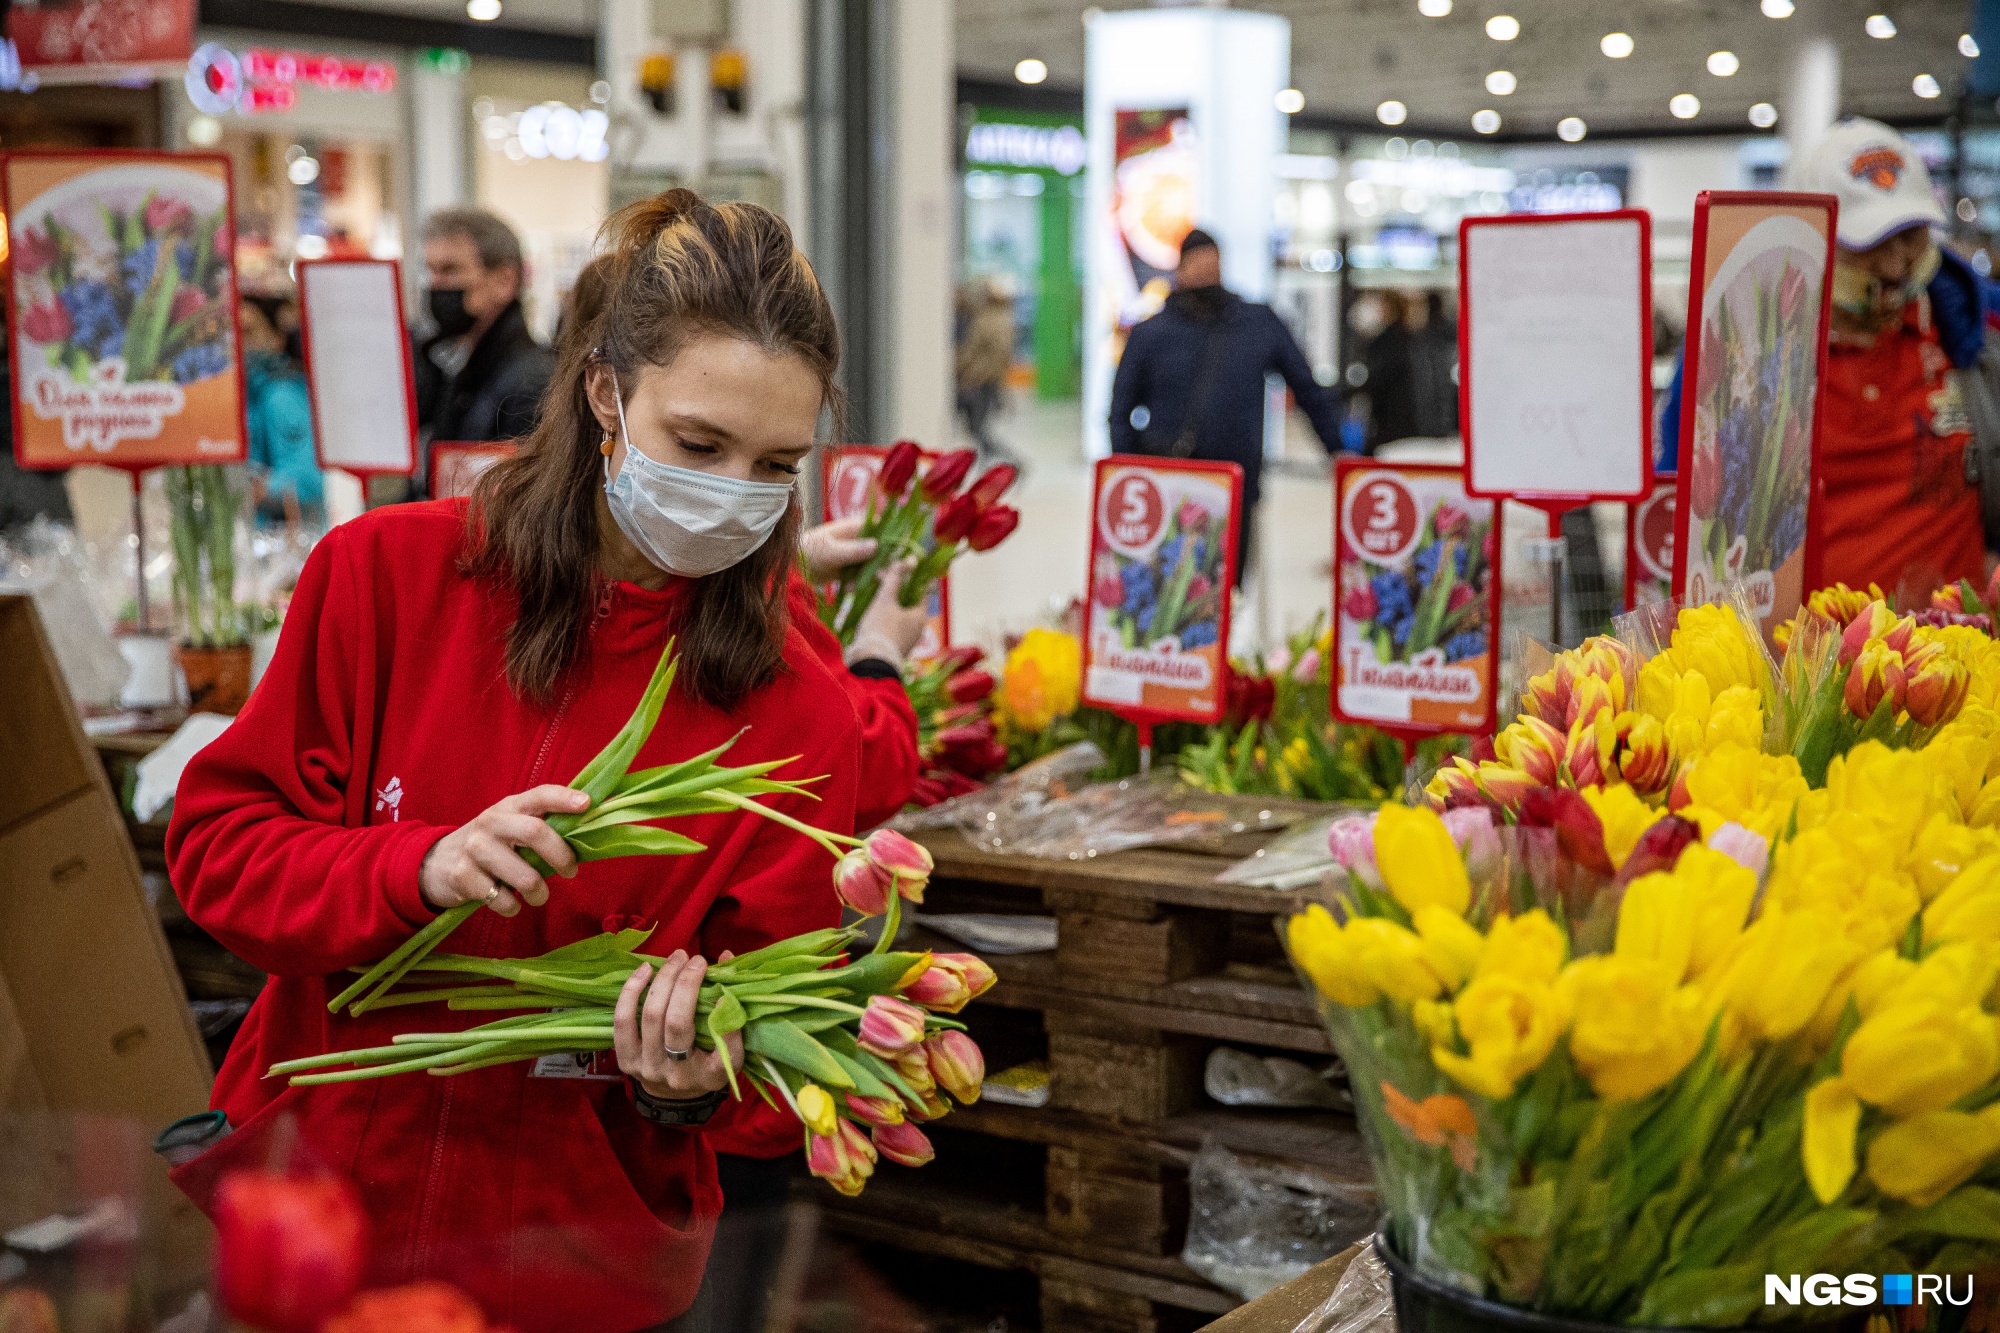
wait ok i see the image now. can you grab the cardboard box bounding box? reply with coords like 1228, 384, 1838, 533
0, 594, 214, 1280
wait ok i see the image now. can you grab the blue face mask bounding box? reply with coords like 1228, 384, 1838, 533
600, 368, 795, 577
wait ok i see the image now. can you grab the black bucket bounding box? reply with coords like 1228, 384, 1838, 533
1374, 1234, 1858, 1333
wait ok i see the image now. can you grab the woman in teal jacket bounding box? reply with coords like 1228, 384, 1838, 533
241, 295, 324, 523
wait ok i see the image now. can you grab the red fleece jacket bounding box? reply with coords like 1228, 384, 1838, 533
165, 500, 859, 1333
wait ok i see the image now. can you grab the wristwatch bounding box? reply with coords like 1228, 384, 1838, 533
631, 1083, 726, 1127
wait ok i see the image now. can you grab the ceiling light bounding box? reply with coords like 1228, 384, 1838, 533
1670, 93, 1701, 119
1275, 87, 1305, 114
1377, 99, 1408, 125
1748, 101, 1779, 128
294, 233, 329, 259
287, 155, 320, 185
1472, 108, 1502, 134
1760, 0, 1793, 15
1959, 198, 1979, 223
1864, 14, 1896, 39
1708, 50, 1739, 77
1913, 73, 1942, 99
185, 115, 222, 147
1963, 34, 1982, 59
1557, 116, 1587, 142
1486, 14, 1519, 40
466, 0, 501, 19
1418, 0, 1452, 15
1014, 58, 1047, 84
1486, 70, 1517, 95
1600, 32, 1634, 58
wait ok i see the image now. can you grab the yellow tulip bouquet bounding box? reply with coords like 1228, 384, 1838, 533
1289, 588, 2000, 1326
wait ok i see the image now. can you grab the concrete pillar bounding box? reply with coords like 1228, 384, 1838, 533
1784, 35, 1840, 166
887, 0, 955, 449
408, 62, 467, 232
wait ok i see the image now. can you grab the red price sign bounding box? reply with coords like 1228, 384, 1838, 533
1332, 459, 1501, 738
821, 444, 950, 654
1081, 456, 1243, 726
1627, 474, 1676, 606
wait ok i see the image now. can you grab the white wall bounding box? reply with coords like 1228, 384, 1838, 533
888, 0, 956, 450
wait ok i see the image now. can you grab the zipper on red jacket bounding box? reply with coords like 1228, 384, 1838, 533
411, 580, 617, 1276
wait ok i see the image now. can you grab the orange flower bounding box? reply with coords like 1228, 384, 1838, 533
1381, 1081, 1479, 1171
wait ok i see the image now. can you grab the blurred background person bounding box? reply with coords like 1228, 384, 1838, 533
1108, 227, 1346, 582
1364, 290, 1459, 451
240, 292, 323, 527
955, 275, 1018, 464
413, 207, 554, 495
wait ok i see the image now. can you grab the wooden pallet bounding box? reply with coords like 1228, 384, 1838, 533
813, 821, 1371, 1333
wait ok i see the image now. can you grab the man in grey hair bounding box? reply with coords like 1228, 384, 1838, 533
412, 207, 553, 492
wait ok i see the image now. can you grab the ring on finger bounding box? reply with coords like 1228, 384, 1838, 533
483, 881, 504, 907
663, 1045, 691, 1062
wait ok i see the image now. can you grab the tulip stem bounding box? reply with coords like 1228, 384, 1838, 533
709, 789, 861, 860
873, 883, 904, 956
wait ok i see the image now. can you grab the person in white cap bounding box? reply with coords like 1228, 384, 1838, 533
1662, 117, 1992, 595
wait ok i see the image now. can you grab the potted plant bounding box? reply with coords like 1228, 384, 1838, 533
165, 465, 251, 713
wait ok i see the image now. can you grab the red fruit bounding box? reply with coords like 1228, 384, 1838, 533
920, 449, 976, 502
878, 440, 921, 499
968, 463, 1018, 508
934, 492, 980, 544
214, 1171, 368, 1333
967, 505, 1019, 552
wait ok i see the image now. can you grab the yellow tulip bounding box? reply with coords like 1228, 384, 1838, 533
1819, 742, 1935, 855
1431, 972, 1571, 1100
1765, 826, 1920, 954
997, 628, 1081, 733
1841, 1000, 2000, 1117
1413, 904, 1485, 993
1411, 997, 1457, 1048
1477, 909, 1568, 985
1560, 955, 1708, 1102
1662, 603, 1769, 699
796, 1083, 840, 1137
1802, 1077, 1862, 1203
1615, 871, 1698, 983
1706, 685, 1766, 752
1347, 916, 1445, 1003
1287, 904, 1378, 1007
1373, 802, 1472, 917
1581, 783, 1660, 871
1494, 716, 1565, 787
1910, 814, 1996, 902
1924, 855, 2000, 947
1865, 1103, 2000, 1206
1679, 744, 1808, 840
1616, 844, 1754, 983
1972, 777, 2000, 830
1716, 909, 1862, 1044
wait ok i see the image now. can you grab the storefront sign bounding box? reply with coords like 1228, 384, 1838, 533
965, 121, 1085, 176
186, 41, 395, 116
5, 151, 244, 471
296, 259, 416, 476
822, 445, 950, 656
1674, 191, 1836, 640
432, 443, 515, 500
9, 0, 194, 81
1082, 457, 1241, 724
1626, 473, 1676, 608
1460, 209, 1652, 510
1332, 460, 1499, 737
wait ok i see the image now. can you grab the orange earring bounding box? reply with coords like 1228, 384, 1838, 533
600, 433, 615, 456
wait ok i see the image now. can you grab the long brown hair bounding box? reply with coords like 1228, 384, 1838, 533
465, 190, 843, 711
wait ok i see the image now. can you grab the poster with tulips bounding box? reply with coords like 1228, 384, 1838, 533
1625, 472, 1676, 609
4, 150, 246, 470
824, 444, 951, 655
1083, 456, 1240, 724
1332, 459, 1499, 736
1674, 191, 1836, 641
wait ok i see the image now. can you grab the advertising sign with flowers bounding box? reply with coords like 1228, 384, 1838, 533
1674, 192, 1836, 641
1333, 460, 1500, 736
1626, 472, 1677, 609
5, 151, 245, 470
1083, 456, 1241, 724
824, 444, 951, 655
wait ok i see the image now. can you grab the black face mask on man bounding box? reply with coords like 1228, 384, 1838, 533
427, 286, 477, 338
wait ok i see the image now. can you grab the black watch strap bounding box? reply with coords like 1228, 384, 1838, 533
631, 1084, 726, 1127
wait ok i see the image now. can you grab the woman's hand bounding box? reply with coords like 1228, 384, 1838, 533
417, 785, 588, 916
800, 515, 877, 584
846, 559, 929, 668
613, 950, 744, 1101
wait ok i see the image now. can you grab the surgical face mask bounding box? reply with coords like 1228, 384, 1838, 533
1832, 242, 1941, 321
427, 286, 476, 338
601, 368, 795, 578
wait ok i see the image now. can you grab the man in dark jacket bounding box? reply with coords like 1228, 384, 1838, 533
412, 208, 553, 496
1108, 229, 1347, 581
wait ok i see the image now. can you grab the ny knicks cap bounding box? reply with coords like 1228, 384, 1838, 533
1788, 117, 1946, 250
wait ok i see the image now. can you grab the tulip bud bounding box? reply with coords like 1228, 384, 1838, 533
1494, 716, 1564, 787
214, 1172, 368, 1333
1706, 821, 1770, 878
844, 1092, 906, 1127
1521, 659, 1573, 727
833, 848, 894, 917
806, 1119, 878, 1196
924, 1029, 986, 1103
919, 448, 977, 502
1598, 710, 1672, 794
866, 828, 934, 902
893, 1049, 936, 1098
1423, 756, 1483, 811
903, 952, 997, 1013
857, 994, 930, 1059
1905, 653, 1970, 728
878, 441, 921, 500
1474, 761, 1538, 814
873, 1120, 936, 1167
908, 1086, 953, 1121
796, 1083, 839, 1137
933, 492, 981, 544
1845, 640, 1908, 720
967, 504, 1020, 552
1327, 814, 1385, 889
946, 668, 996, 704
1838, 600, 1898, 663
967, 463, 1019, 509
1439, 806, 1501, 882
1563, 719, 1605, 788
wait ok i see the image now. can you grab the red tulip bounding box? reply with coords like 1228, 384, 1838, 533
873, 1121, 936, 1167
946, 668, 995, 703
1175, 499, 1212, 532
923, 1029, 986, 1103
857, 994, 929, 1059
878, 440, 921, 499
1094, 572, 1125, 607
933, 492, 981, 544
833, 848, 894, 916
1343, 583, 1378, 621
1689, 443, 1720, 521
170, 286, 207, 325
214, 1171, 368, 1333
844, 1092, 907, 1127
968, 463, 1018, 509
21, 298, 70, 345
805, 1119, 877, 1196
902, 953, 998, 1013
322, 1283, 490, 1333
967, 505, 1020, 552
935, 643, 985, 673
1612, 815, 1700, 886
920, 448, 977, 502
940, 735, 1009, 778
1517, 788, 1613, 877
145, 196, 193, 234
865, 828, 934, 901
14, 226, 57, 276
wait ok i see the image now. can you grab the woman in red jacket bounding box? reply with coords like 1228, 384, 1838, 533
167, 191, 862, 1332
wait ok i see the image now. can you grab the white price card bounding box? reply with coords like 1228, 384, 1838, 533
298, 258, 418, 475
1458, 210, 1652, 503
